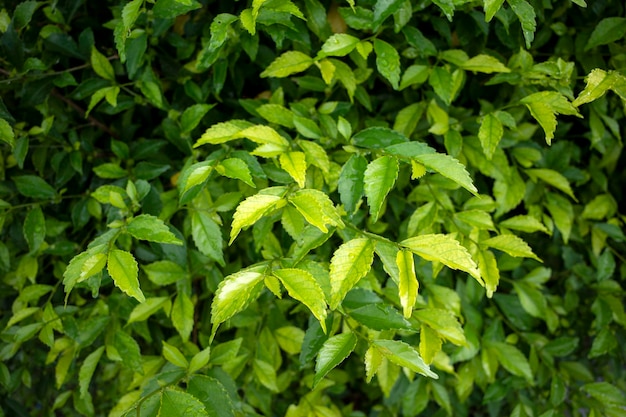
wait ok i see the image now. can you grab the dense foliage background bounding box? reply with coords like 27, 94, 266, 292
1, 0, 625, 416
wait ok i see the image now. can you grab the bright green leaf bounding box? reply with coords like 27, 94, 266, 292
211, 270, 265, 328
419, 325, 441, 365
413, 153, 478, 195
484, 0, 505, 22
397, 250, 418, 318
372, 339, 438, 378
414, 308, 466, 346
507, 0, 536, 48
477, 249, 500, 298
490, 341, 534, 383
279, 151, 308, 188
191, 211, 224, 265
230, 193, 286, 244
261, 51, 314, 78
143, 260, 187, 286
478, 113, 503, 160
158, 388, 209, 417
127, 297, 169, 324
525, 168, 576, 201
329, 238, 375, 309
364, 156, 399, 223
90, 46, 115, 81
274, 268, 328, 333
482, 234, 541, 262
107, 249, 144, 303
314, 332, 357, 387
126, 214, 183, 245
162, 341, 189, 368
462, 54, 510, 73
374, 39, 401, 90
0, 118, 15, 149
319, 33, 360, 57
216, 158, 255, 187
171, 292, 194, 342
401, 234, 481, 282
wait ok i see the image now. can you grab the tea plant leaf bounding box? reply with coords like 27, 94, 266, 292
319, 33, 360, 57
158, 388, 209, 417
419, 325, 441, 365
230, 194, 286, 244
127, 297, 169, 324
507, 0, 536, 48
413, 153, 478, 195
462, 54, 510, 73
90, 47, 115, 81
274, 268, 328, 333
143, 260, 187, 286
374, 39, 401, 90
211, 270, 265, 328
525, 168, 577, 201
216, 158, 255, 187
478, 113, 504, 160
482, 234, 542, 262
191, 211, 224, 265
397, 250, 418, 318
126, 214, 183, 245
477, 248, 500, 298
371, 339, 438, 378
314, 332, 357, 387
401, 234, 481, 283
338, 154, 368, 214
78, 346, 104, 399
373, 0, 405, 28
585, 17, 626, 50
573, 69, 620, 107
484, 0, 505, 22
364, 156, 399, 222
414, 308, 466, 346
261, 51, 315, 78
279, 151, 308, 187
171, 292, 194, 342
330, 238, 375, 309
490, 342, 533, 383
107, 249, 144, 303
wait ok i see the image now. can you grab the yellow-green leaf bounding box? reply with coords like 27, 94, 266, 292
525, 168, 577, 201
230, 194, 286, 244
236, 125, 290, 147
274, 268, 328, 333
372, 339, 438, 378
477, 248, 500, 298
260, 51, 314, 78
364, 156, 399, 223
127, 296, 169, 324
330, 238, 375, 309
462, 54, 510, 73
397, 250, 418, 318
401, 234, 481, 283
419, 324, 442, 365
482, 234, 542, 262
194, 120, 251, 147
211, 270, 265, 328
279, 151, 307, 188
91, 46, 115, 81
107, 249, 144, 302
414, 308, 466, 346
162, 341, 189, 368
478, 113, 503, 160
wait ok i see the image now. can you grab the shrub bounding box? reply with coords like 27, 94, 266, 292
1, 0, 625, 416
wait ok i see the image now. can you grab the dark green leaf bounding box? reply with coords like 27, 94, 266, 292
13, 175, 56, 199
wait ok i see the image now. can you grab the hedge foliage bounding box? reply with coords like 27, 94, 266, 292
1, 0, 625, 416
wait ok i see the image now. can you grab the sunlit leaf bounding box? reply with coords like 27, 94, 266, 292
364, 156, 399, 222
329, 238, 375, 309
274, 268, 328, 333
314, 332, 357, 387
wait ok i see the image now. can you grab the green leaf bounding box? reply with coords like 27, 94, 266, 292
230, 194, 286, 244
490, 341, 533, 383
188, 347, 211, 374
507, 0, 536, 48
525, 168, 576, 201
191, 211, 224, 265
256, 104, 295, 128
572, 69, 620, 107
585, 17, 626, 51
399, 65, 430, 90
477, 249, 500, 298
194, 120, 250, 146
237, 125, 289, 147
126, 214, 183, 245
274, 269, 328, 333
13, 175, 57, 199
401, 234, 481, 282
112, 331, 143, 373
293, 115, 323, 139
397, 250, 418, 318
545, 192, 573, 244
143, 260, 187, 286
429, 66, 453, 105
482, 234, 541, 262
419, 325, 441, 365
432, 0, 454, 20
171, 292, 194, 342
158, 388, 209, 417
319, 33, 360, 57
127, 297, 169, 324
484, 0, 505, 22
93, 163, 126, 179
372, 339, 438, 378
289, 189, 343, 233
298, 140, 330, 173
13, 1, 41, 30
279, 151, 308, 188
414, 308, 466, 345
180, 104, 214, 134
353, 127, 408, 149
122, 0, 142, 31
364, 156, 399, 222
329, 238, 375, 309
513, 281, 547, 318
90, 46, 115, 81
153, 0, 202, 19
211, 270, 265, 328
348, 304, 412, 330
478, 113, 504, 160
177, 162, 213, 204
187, 375, 235, 417
23, 206, 45, 253
462, 54, 510, 73
521, 91, 580, 145
0, 118, 15, 149
413, 153, 478, 195
582, 382, 626, 407
522, 101, 556, 144
373, 0, 405, 28
499, 215, 549, 234
260, 51, 314, 78
338, 154, 367, 215
314, 332, 357, 387
216, 158, 255, 188
162, 341, 189, 368
374, 39, 401, 90
78, 346, 104, 399
275, 326, 306, 354
107, 249, 144, 303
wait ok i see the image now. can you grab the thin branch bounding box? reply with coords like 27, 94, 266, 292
50, 88, 119, 139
